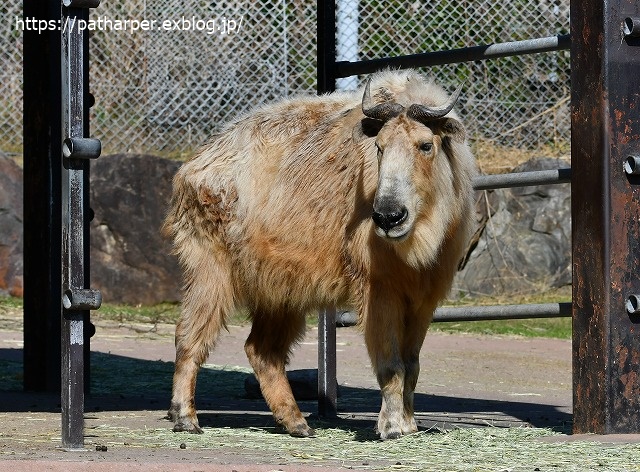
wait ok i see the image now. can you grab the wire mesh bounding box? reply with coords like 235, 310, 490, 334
87, 0, 317, 156
350, 0, 570, 150
1, 1, 24, 159
4, 0, 569, 158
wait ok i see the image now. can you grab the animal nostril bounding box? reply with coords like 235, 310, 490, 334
372, 211, 386, 229
388, 208, 408, 227
372, 207, 408, 232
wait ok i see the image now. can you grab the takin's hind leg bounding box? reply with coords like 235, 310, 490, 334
168, 256, 235, 434
244, 310, 314, 437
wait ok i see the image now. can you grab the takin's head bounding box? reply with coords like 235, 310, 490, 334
361, 75, 467, 242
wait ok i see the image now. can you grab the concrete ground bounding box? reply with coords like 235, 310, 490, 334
0, 313, 586, 469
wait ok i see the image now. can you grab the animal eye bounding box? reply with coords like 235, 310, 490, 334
419, 142, 433, 153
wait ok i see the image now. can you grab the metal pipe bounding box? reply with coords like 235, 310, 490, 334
336, 0, 359, 91
63, 288, 102, 311
336, 34, 571, 78
626, 295, 640, 315
62, 137, 101, 160
335, 303, 571, 327
433, 302, 571, 322
316, 0, 337, 93
473, 168, 571, 190
623, 156, 640, 175
624, 17, 640, 38
62, 0, 100, 7
318, 306, 337, 417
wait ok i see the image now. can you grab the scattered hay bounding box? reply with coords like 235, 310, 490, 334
84, 421, 640, 471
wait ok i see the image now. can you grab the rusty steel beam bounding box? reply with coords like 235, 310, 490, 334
571, 0, 640, 433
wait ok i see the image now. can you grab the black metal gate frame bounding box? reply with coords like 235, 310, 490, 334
20, 0, 640, 448
317, 0, 640, 434
60, 0, 102, 450
24, 0, 102, 451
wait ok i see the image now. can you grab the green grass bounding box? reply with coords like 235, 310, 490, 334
95, 301, 183, 325
0, 295, 23, 312
0, 287, 573, 340
433, 286, 572, 339
431, 317, 571, 339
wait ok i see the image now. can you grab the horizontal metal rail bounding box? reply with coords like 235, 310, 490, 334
473, 168, 571, 190
336, 34, 571, 78
434, 302, 571, 322
336, 302, 571, 327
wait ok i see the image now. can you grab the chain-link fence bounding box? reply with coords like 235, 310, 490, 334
1, 2, 23, 159
348, 0, 570, 152
4, 0, 569, 159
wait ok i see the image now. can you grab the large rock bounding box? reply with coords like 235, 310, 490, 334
453, 158, 571, 298
90, 154, 182, 305
0, 155, 23, 297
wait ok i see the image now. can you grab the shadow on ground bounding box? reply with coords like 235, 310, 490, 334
0, 348, 572, 435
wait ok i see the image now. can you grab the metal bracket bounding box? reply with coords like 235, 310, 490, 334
624, 155, 640, 175
624, 18, 640, 38
62, 0, 100, 8
62, 137, 101, 160
63, 288, 102, 311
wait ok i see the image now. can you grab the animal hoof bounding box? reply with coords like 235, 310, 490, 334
380, 430, 402, 440
289, 424, 316, 438
173, 422, 203, 434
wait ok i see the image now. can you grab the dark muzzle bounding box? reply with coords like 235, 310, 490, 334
372, 207, 408, 233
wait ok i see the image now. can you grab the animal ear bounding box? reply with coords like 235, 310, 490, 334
353, 117, 384, 141
437, 117, 466, 143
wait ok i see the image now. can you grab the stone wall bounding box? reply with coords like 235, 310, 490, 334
454, 158, 571, 298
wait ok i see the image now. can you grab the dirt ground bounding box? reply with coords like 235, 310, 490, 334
0, 312, 580, 470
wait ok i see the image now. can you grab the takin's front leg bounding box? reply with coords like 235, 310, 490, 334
400, 307, 436, 436
244, 311, 314, 438
365, 301, 416, 439
373, 354, 421, 439
375, 362, 411, 439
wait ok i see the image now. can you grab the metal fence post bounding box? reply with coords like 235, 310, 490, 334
23, 0, 63, 394
317, 0, 337, 94
61, 0, 102, 449
318, 306, 337, 418
571, 0, 640, 433
316, 0, 338, 418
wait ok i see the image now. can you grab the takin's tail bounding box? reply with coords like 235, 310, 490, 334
162, 172, 197, 253
163, 169, 237, 283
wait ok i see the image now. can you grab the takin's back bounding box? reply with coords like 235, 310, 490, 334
166, 91, 380, 309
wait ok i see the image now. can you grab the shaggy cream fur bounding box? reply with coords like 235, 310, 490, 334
164, 69, 477, 439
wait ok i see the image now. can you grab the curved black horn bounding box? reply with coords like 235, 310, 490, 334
406, 83, 464, 122
361, 77, 405, 122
